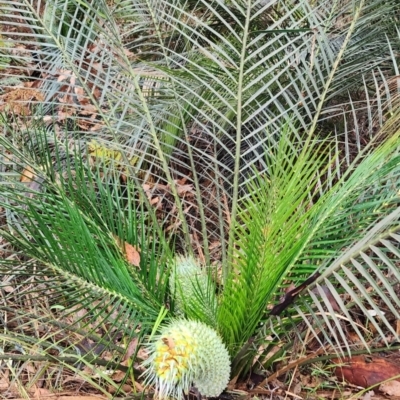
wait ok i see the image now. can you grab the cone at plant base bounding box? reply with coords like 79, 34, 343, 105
169, 255, 217, 325
143, 319, 231, 399
169, 255, 207, 312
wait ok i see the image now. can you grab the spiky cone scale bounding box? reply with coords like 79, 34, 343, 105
169, 256, 204, 311
143, 319, 231, 399
169, 256, 217, 325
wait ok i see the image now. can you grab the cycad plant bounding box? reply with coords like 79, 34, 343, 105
1, 0, 400, 397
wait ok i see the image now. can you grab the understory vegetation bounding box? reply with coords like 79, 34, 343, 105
1, 0, 400, 398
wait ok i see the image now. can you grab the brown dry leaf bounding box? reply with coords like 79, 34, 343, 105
137, 344, 149, 361
57, 111, 71, 121
379, 380, 400, 396
75, 87, 90, 106
0, 372, 9, 392
132, 381, 144, 392
0, 86, 45, 116
80, 104, 97, 114
75, 307, 88, 320
359, 391, 375, 400
124, 242, 141, 267
347, 331, 363, 343
20, 166, 44, 196
123, 337, 139, 361
165, 218, 182, 232
22, 362, 36, 373
174, 178, 194, 196
300, 373, 323, 389
89, 122, 104, 131
43, 115, 54, 122
289, 381, 302, 396
56, 69, 74, 82
396, 320, 400, 336
111, 370, 126, 383
209, 241, 221, 250
150, 197, 160, 205
93, 87, 101, 99
32, 388, 53, 398
108, 384, 133, 395
142, 183, 151, 193
122, 384, 134, 394
20, 165, 37, 183
62, 376, 86, 384
142, 184, 162, 208
335, 355, 400, 388
176, 184, 194, 196
114, 234, 142, 267
77, 118, 101, 130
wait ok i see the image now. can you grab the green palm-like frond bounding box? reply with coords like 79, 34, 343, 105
224, 121, 400, 375
0, 124, 171, 390
300, 205, 400, 353
218, 127, 331, 353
